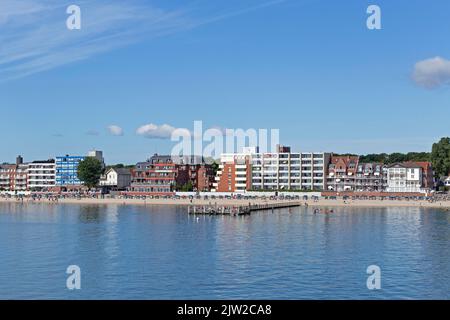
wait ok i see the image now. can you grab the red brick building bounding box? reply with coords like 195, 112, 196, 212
185, 164, 215, 192
0, 156, 28, 192
127, 154, 182, 195
412, 161, 435, 189
126, 154, 216, 195
213, 155, 252, 192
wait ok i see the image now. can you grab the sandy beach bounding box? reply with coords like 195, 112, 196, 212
1, 197, 449, 209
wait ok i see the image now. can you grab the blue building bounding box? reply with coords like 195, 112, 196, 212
55, 155, 85, 186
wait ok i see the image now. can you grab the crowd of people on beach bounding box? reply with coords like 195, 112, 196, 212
1, 192, 449, 210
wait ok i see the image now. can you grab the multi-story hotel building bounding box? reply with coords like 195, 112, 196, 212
56, 155, 86, 186
0, 164, 16, 191
387, 162, 434, 193
127, 154, 188, 195
251, 151, 330, 191
14, 163, 29, 192
213, 154, 252, 192
213, 146, 331, 192
326, 156, 388, 192
56, 150, 104, 187
27, 159, 56, 191
184, 163, 216, 192
354, 163, 387, 192
127, 154, 216, 195
0, 156, 28, 192
326, 155, 359, 192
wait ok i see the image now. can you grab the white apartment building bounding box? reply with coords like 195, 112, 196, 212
27, 160, 56, 191
387, 163, 423, 193
213, 147, 331, 192
251, 152, 330, 191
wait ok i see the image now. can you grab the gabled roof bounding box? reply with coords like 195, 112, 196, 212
329, 156, 359, 171
107, 167, 131, 175
388, 162, 422, 169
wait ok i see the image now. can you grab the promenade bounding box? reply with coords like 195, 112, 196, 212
1, 195, 449, 209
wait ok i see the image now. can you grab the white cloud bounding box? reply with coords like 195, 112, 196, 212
412, 56, 450, 89
107, 125, 124, 136
136, 123, 190, 139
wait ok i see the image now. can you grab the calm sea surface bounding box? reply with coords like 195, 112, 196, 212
0, 202, 449, 300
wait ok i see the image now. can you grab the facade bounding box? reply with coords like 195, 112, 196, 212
184, 163, 216, 192
326, 156, 359, 192
326, 156, 387, 192
354, 163, 387, 192
387, 162, 425, 193
251, 152, 330, 191
56, 155, 85, 186
27, 159, 56, 191
213, 154, 252, 192
127, 154, 216, 195
0, 156, 29, 192
13, 163, 28, 191
213, 146, 331, 192
414, 161, 434, 190
128, 154, 188, 195
0, 164, 16, 191
100, 168, 132, 190
56, 150, 104, 187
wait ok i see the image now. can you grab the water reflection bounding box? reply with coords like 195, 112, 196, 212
77, 205, 109, 223
0, 203, 449, 299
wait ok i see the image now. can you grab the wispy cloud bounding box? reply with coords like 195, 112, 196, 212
51, 133, 63, 137
412, 56, 450, 89
107, 125, 124, 136
86, 129, 100, 136
0, 0, 286, 82
0, 0, 189, 81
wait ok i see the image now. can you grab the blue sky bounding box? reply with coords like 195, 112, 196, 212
1, 0, 450, 164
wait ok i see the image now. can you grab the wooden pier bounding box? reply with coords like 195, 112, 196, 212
187, 202, 302, 216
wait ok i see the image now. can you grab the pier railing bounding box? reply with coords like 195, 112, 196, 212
187, 202, 302, 216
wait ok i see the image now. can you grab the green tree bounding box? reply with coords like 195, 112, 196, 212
431, 137, 450, 178
406, 152, 431, 162
77, 157, 103, 189
211, 161, 219, 176
175, 181, 194, 192
359, 152, 431, 164
360, 153, 388, 163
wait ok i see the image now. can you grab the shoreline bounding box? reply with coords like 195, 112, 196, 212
1, 197, 449, 209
